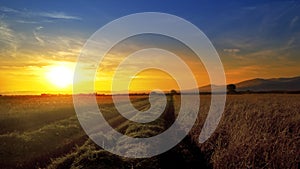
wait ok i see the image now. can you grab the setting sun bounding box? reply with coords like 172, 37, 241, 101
46, 65, 73, 88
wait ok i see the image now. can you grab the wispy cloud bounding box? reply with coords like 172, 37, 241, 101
38, 12, 81, 20
290, 16, 299, 28
15, 20, 38, 24
0, 6, 19, 13
33, 26, 44, 45
0, 6, 81, 20
36, 26, 43, 30
223, 48, 240, 53
0, 14, 84, 65
0, 18, 17, 57
0, 20, 14, 41
223, 48, 241, 57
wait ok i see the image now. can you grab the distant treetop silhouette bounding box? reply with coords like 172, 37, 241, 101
227, 84, 237, 94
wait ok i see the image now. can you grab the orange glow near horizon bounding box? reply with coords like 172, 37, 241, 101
1, 54, 300, 95
0, 60, 299, 95
1, 39, 300, 95
129, 69, 180, 92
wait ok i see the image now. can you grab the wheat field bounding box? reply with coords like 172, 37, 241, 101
0, 94, 299, 168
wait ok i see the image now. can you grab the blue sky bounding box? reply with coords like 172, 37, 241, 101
0, 0, 299, 93
1, 0, 299, 42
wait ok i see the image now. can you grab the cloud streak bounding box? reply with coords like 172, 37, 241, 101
290, 16, 299, 28
223, 48, 240, 53
33, 26, 44, 45
0, 6, 81, 20
15, 20, 38, 24
0, 18, 17, 57
38, 12, 81, 20
0, 6, 19, 13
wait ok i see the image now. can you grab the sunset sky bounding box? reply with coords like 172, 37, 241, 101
0, 0, 299, 94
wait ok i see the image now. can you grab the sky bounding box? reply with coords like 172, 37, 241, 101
0, 0, 299, 94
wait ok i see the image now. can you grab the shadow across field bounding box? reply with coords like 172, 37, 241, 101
158, 95, 210, 169
46, 95, 211, 169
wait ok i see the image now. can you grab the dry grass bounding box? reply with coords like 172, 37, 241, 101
1, 94, 299, 168
177, 94, 300, 169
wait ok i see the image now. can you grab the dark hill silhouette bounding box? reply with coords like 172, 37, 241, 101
189, 76, 300, 93
236, 76, 300, 91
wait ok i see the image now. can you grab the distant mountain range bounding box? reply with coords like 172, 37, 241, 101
198, 76, 300, 92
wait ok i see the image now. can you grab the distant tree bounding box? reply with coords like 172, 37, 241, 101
170, 89, 178, 95
227, 84, 237, 94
